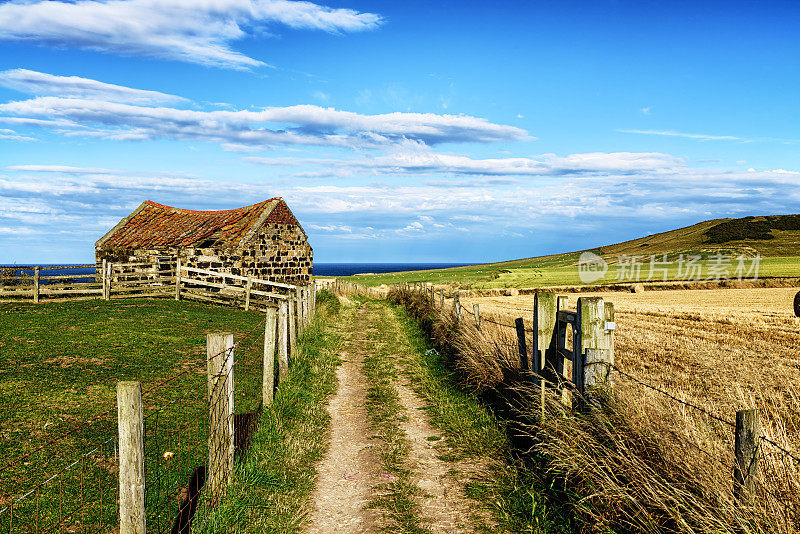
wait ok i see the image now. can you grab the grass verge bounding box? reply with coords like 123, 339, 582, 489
192, 293, 342, 533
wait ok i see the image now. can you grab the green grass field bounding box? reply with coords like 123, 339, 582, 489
341, 215, 800, 288
0, 298, 267, 532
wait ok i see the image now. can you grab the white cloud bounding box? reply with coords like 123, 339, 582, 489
248, 148, 684, 177
0, 69, 188, 105
5, 164, 123, 174
0, 0, 382, 69
0, 128, 36, 141
618, 129, 741, 141
640, 107, 651, 115
0, 96, 529, 148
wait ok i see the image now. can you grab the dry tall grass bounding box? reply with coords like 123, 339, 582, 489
391, 286, 800, 533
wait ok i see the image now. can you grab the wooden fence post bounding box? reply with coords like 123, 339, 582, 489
454, 292, 461, 321
207, 332, 234, 499
536, 293, 558, 379
553, 296, 569, 404
117, 381, 145, 534
734, 409, 760, 506
604, 302, 615, 386
473, 303, 481, 330
576, 297, 610, 409
263, 307, 277, 405
101, 259, 107, 300
174, 258, 181, 301
515, 317, 528, 370
33, 266, 40, 303
295, 287, 303, 333
439, 290, 444, 309
312, 284, 317, 317
304, 287, 310, 326
244, 275, 253, 311
106, 262, 113, 300
288, 297, 298, 356
278, 301, 290, 384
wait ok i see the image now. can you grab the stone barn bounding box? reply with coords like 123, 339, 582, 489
95, 198, 312, 285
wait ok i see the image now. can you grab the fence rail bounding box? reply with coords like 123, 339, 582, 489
1, 260, 308, 309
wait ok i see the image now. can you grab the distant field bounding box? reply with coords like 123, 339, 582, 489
345, 254, 800, 289
344, 214, 800, 288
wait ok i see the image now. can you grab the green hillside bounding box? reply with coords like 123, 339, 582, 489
343, 215, 800, 288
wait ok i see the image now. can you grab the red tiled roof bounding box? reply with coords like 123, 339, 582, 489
98, 198, 297, 249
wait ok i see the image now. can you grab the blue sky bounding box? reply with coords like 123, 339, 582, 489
1, 0, 799, 264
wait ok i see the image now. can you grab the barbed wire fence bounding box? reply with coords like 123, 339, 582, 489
0, 282, 316, 533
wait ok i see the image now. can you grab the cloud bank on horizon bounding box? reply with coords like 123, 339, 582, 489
1, 0, 799, 263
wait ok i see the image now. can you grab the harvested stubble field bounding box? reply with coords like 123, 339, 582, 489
460, 286, 800, 531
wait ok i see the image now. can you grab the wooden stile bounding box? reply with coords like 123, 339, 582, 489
117, 381, 145, 534
206, 333, 235, 499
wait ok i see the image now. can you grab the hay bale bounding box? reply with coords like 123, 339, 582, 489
631, 283, 645, 293
504, 288, 519, 297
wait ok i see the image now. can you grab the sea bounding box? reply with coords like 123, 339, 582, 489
1, 263, 469, 284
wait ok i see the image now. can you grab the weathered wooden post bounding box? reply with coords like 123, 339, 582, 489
117, 381, 145, 534
576, 297, 612, 410
288, 297, 298, 358
101, 259, 107, 300
106, 262, 113, 300
244, 275, 253, 311
553, 296, 570, 404
536, 293, 558, 378
454, 292, 462, 322
473, 303, 481, 330
174, 258, 181, 301
33, 266, 40, 303
207, 333, 234, 499
304, 286, 311, 325
734, 409, 760, 506
515, 317, 528, 370
262, 307, 277, 405
604, 302, 615, 386
278, 301, 290, 384
439, 290, 444, 309
295, 287, 303, 333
